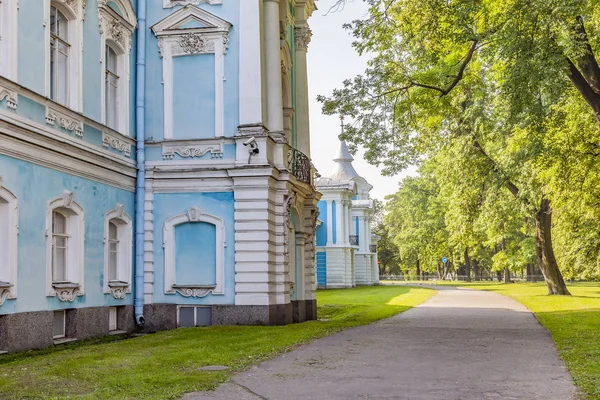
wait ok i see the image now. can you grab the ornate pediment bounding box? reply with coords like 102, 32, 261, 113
152, 5, 231, 37
164, 0, 222, 9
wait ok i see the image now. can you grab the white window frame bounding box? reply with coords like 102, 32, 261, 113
0, 176, 18, 306
103, 204, 132, 299
98, 0, 136, 135
163, 206, 225, 297
0, 0, 18, 80
44, 0, 84, 111
46, 190, 84, 301
151, 6, 231, 139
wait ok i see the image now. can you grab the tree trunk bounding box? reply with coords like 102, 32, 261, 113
535, 198, 571, 295
416, 258, 421, 281
526, 263, 532, 282
496, 270, 502, 282
503, 267, 511, 283
472, 259, 480, 281
464, 247, 472, 282
437, 262, 443, 280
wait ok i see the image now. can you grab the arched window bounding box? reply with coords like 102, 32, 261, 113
0, 177, 18, 306
46, 0, 84, 110
99, 0, 136, 135
46, 191, 84, 302
0, 0, 18, 79
103, 204, 132, 299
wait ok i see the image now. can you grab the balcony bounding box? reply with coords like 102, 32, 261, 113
349, 235, 359, 246
287, 148, 312, 185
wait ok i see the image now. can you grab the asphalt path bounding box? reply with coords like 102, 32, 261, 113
185, 286, 577, 400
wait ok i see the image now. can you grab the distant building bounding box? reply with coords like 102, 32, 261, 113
0, 0, 319, 354
315, 140, 379, 288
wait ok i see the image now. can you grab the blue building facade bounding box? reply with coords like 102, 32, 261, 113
0, 0, 319, 353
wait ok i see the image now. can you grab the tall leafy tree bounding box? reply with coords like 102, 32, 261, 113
319, 0, 600, 294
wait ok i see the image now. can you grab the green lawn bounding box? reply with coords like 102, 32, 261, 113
386, 280, 600, 400
0, 286, 434, 400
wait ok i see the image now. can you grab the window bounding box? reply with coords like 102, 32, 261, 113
0, 0, 18, 79
99, 1, 136, 134
104, 204, 132, 299
0, 178, 18, 306
178, 306, 212, 327
53, 310, 66, 339
46, 191, 84, 301
51, 211, 69, 282
49, 6, 70, 105
105, 45, 119, 130
109, 307, 118, 331
45, 1, 83, 111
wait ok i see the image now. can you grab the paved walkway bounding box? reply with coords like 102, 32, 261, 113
185, 286, 577, 400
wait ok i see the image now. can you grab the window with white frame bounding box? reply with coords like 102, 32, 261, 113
105, 45, 119, 130
99, 1, 136, 135
46, 191, 84, 301
0, 0, 18, 79
45, 0, 83, 111
0, 177, 18, 306
103, 204, 132, 299
53, 310, 66, 339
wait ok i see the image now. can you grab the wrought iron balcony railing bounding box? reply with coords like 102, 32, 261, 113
287, 148, 312, 185
370, 245, 377, 253
349, 235, 359, 246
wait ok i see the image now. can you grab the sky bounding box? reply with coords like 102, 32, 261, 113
307, 0, 416, 201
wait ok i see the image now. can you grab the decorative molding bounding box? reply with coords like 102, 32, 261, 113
0, 81, 18, 110
0, 284, 11, 306
173, 285, 217, 298
102, 131, 132, 157
163, 206, 226, 296
108, 281, 128, 299
151, 5, 231, 139
162, 142, 224, 160
62, 190, 74, 208
45, 106, 84, 138
294, 26, 312, 51
55, 0, 86, 20
53, 283, 83, 302
163, 0, 223, 8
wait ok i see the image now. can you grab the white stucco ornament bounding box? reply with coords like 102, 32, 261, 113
163, 0, 222, 8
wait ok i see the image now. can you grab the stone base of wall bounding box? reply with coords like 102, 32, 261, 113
212, 303, 294, 326
0, 301, 316, 354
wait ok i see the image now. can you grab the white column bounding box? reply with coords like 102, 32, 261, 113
239, 0, 264, 126
264, 0, 284, 132
326, 200, 333, 245
294, 25, 312, 156
336, 200, 343, 246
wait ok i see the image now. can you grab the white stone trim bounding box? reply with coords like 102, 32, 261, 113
163, 0, 222, 7
151, 5, 231, 139
45, 103, 84, 137
163, 206, 225, 296
0, 176, 18, 304
98, 0, 136, 136
103, 203, 133, 299
44, 0, 85, 112
0, 80, 18, 110
143, 191, 155, 305
45, 190, 85, 300
0, 0, 18, 80
162, 139, 224, 160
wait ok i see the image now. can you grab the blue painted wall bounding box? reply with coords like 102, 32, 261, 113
355, 216, 359, 245
175, 222, 217, 285
172, 54, 216, 139
316, 251, 326, 288
316, 200, 327, 246
153, 192, 235, 305
0, 154, 135, 315
332, 200, 337, 244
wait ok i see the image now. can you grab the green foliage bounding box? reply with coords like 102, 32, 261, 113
0, 287, 434, 400
319, 0, 600, 281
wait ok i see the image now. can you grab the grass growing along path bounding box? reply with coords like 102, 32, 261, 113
0, 286, 434, 400
387, 281, 600, 400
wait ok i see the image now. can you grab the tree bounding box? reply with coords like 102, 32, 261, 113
317, 0, 600, 294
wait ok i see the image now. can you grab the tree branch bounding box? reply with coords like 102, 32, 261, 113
565, 57, 600, 125
471, 138, 520, 198
570, 16, 600, 95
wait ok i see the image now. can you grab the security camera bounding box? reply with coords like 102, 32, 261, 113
243, 137, 259, 155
